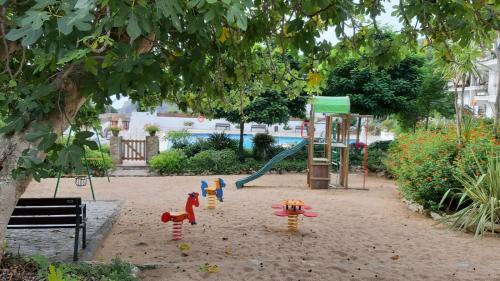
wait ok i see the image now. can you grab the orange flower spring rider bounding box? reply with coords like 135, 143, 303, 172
161, 192, 199, 240
272, 200, 318, 231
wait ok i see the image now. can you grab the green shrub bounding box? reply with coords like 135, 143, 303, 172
99, 144, 110, 154
269, 145, 286, 158
387, 130, 458, 210
183, 139, 212, 158
150, 149, 187, 174
369, 140, 392, 151
440, 155, 500, 237
166, 129, 191, 149
274, 159, 307, 172
243, 149, 253, 158
84, 149, 113, 176
454, 131, 500, 178
288, 145, 308, 160
366, 141, 393, 173
188, 149, 237, 174
252, 133, 275, 160
207, 132, 238, 151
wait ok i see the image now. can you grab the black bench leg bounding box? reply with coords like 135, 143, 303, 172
82, 224, 86, 249
74, 225, 80, 261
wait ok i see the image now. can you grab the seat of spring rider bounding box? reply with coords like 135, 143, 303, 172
168, 212, 188, 222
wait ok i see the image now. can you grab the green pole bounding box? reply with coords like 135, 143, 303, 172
54, 127, 73, 198
94, 127, 110, 182
83, 150, 96, 201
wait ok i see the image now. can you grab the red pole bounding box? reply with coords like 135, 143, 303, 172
363, 120, 368, 189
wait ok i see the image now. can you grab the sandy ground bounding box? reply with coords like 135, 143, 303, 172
25, 174, 500, 281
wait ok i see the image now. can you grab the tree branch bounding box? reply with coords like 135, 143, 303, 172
0, 7, 14, 79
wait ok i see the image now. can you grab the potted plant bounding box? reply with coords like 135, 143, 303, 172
145, 124, 160, 136
110, 127, 120, 137
283, 124, 291, 130
183, 121, 194, 127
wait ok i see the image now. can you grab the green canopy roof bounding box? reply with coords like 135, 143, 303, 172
312, 96, 350, 114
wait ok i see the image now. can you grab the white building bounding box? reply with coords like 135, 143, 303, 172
451, 43, 499, 118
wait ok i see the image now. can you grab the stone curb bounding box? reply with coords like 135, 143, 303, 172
79, 200, 123, 261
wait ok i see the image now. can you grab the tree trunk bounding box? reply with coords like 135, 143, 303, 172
454, 81, 462, 145
425, 115, 429, 130
0, 76, 85, 258
356, 117, 361, 143
459, 74, 466, 144
238, 122, 245, 162
493, 37, 500, 139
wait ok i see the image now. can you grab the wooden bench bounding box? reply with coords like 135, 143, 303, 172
7, 198, 87, 261
251, 124, 267, 132
215, 123, 230, 131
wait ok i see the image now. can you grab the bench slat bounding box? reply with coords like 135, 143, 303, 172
7, 225, 83, 229
8, 216, 82, 226
17, 198, 81, 206
12, 207, 81, 216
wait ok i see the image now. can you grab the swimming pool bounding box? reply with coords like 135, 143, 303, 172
189, 133, 303, 149
165, 133, 358, 150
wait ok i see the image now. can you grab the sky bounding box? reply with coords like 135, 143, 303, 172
112, 1, 402, 109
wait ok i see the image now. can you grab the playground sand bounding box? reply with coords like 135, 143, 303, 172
25, 174, 500, 281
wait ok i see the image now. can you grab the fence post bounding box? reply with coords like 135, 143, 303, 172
145, 136, 159, 164
110, 136, 122, 165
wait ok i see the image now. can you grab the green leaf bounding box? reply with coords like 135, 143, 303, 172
57, 1, 95, 35
0, 116, 25, 134
84, 57, 98, 75
20, 10, 50, 30
5, 26, 43, 46
155, 0, 184, 31
74, 131, 98, 150
57, 49, 90, 65
226, 5, 247, 30
126, 13, 141, 41
75, 130, 94, 140
58, 144, 85, 172
25, 123, 58, 151
102, 53, 115, 68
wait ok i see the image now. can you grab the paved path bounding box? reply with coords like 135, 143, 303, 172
6, 200, 121, 262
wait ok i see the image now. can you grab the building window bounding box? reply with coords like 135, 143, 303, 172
122, 121, 129, 130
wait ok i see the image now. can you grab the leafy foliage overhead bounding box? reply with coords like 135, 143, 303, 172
0, 0, 498, 180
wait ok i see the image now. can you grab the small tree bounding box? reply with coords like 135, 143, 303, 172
216, 90, 307, 161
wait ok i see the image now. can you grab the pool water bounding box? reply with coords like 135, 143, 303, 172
189, 133, 303, 149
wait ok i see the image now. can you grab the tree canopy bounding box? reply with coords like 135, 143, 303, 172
323, 55, 424, 116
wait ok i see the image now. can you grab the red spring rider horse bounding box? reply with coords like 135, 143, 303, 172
161, 192, 199, 240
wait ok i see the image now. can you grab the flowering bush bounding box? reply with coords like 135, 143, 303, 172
387, 130, 458, 210
388, 121, 500, 211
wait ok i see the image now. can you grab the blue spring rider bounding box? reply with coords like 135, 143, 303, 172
200, 178, 226, 209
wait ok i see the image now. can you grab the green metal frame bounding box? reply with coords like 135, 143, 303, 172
53, 126, 108, 200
